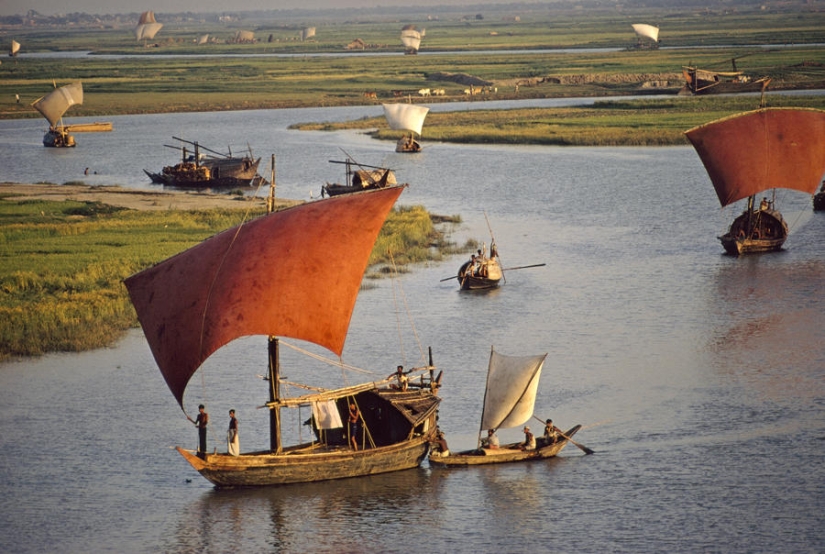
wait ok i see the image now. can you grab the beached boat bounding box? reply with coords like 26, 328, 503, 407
32, 82, 103, 148
429, 348, 584, 467
680, 64, 770, 95
322, 158, 398, 197
383, 103, 429, 153
685, 107, 825, 255
124, 185, 444, 488
144, 137, 262, 189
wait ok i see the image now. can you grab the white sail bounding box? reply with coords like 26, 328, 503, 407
631, 23, 659, 42
197, 34, 209, 45
480, 349, 547, 431
383, 103, 429, 136
10, 39, 20, 56
135, 11, 162, 41
235, 30, 255, 42
302, 27, 316, 41
32, 82, 83, 128
400, 29, 421, 51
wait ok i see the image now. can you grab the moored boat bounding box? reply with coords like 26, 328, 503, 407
144, 137, 262, 189
322, 157, 398, 197
685, 107, 825, 255
680, 64, 770, 95
124, 185, 444, 488
429, 347, 587, 467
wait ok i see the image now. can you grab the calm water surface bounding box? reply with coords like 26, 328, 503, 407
1, 101, 824, 553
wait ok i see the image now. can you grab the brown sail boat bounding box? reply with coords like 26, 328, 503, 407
685, 108, 825, 255
124, 185, 443, 487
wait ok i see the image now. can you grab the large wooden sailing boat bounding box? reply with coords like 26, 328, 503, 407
144, 137, 262, 189
383, 103, 429, 153
31, 82, 112, 147
124, 185, 443, 488
686, 107, 825, 255
429, 347, 582, 467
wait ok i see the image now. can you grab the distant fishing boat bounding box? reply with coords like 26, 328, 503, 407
144, 136, 262, 189
686, 107, 825, 255
383, 103, 429, 153
9, 39, 20, 57
322, 157, 398, 197
400, 26, 421, 55
429, 347, 584, 467
31, 82, 110, 147
630, 24, 660, 49
135, 11, 163, 43
124, 185, 444, 488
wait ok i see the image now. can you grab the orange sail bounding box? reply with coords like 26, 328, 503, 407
124, 186, 404, 406
685, 108, 825, 207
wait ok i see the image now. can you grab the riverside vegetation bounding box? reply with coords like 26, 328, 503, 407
0, 197, 465, 360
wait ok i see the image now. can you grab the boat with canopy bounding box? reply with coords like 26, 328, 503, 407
686, 107, 825, 255
429, 347, 584, 467
383, 103, 429, 153
124, 185, 444, 487
322, 157, 398, 197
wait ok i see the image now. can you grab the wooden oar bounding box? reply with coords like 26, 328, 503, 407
502, 263, 546, 271
532, 415, 594, 455
439, 275, 458, 282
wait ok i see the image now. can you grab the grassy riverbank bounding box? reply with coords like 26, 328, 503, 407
293, 94, 825, 146
0, 194, 464, 360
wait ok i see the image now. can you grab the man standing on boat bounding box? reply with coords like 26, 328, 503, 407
227, 409, 239, 456
188, 404, 209, 459
348, 403, 361, 450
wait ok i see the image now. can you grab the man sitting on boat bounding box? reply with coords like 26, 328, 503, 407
481, 428, 500, 450
543, 419, 558, 444
389, 365, 409, 391
518, 426, 536, 451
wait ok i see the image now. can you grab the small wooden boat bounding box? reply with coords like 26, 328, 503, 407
32, 83, 112, 148
383, 103, 429, 153
457, 245, 503, 290
680, 62, 770, 95
322, 158, 397, 197
685, 107, 825, 255
124, 185, 444, 488
429, 347, 585, 468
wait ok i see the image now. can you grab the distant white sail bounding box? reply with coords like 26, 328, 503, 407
383, 103, 429, 136
400, 29, 421, 51
302, 27, 316, 41
197, 34, 209, 45
135, 11, 162, 41
480, 349, 547, 431
10, 39, 20, 56
32, 82, 83, 128
631, 23, 659, 42
235, 30, 255, 42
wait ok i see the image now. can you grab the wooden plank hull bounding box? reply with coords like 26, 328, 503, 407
177, 435, 431, 487
429, 425, 581, 467
719, 207, 788, 255
458, 259, 503, 290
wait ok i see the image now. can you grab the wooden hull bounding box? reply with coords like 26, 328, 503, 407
720, 207, 788, 255
177, 435, 432, 487
396, 137, 422, 153
429, 425, 581, 467
681, 67, 770, 96
43, 129, 75, 148
144, 157, 261, 189
458, 259, 503, 290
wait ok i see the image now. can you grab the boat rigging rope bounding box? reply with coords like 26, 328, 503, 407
388, 251, 427, 366
278, 339, 375, 376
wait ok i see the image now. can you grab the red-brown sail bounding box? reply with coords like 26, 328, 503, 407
124, 186, 404, 406
685, 108, 825, 207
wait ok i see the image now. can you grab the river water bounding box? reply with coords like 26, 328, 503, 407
1, 99, 824, 553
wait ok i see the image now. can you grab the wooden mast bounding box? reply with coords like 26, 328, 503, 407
266, 155, 282, 454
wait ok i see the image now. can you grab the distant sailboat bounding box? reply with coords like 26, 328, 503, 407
197, 34, 209, 46
32, 82, 83, 148
630, 24, 659, 49
135, 11, 163, 43
400, 26, 421, 55
302, 27, 316, 41
686, 107, 825, 255
9, 39, 20, 57
383, 103, 429, 153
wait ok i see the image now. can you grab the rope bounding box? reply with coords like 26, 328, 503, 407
388, 250, 427, 365
278, 340, 376, 376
